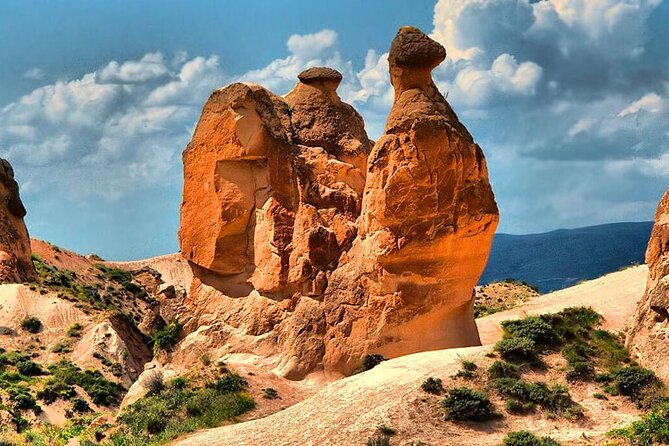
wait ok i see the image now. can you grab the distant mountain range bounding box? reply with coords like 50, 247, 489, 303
480, 221, 653, 293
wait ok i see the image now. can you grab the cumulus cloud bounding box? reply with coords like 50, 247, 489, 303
0, 52, 223, 201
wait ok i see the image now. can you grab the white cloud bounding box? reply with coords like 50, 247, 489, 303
618, 92, 664, 117
0, 52, 224, 201
22, 67, 45, 81
286, 29, 338, 60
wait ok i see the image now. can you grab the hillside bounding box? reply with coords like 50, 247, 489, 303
481, 222, 653, 292
171, 266, 649, 446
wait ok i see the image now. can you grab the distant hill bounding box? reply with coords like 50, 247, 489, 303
480, 221, 653, 292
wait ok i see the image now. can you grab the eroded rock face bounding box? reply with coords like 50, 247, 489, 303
178, 27, 498, 379
0, 159, 36, 283
323, 27, 498, 373
628, 188, 669, 379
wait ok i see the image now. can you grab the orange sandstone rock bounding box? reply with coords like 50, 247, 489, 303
628, 188, 669, 379
0, 159, 36, 283
177, 27, 498, 379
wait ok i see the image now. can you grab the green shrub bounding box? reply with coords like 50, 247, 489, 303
501, 317, 556, 347
503, 431, 561, 446
506, 398, 535, 414
110, 373, 255, 445
67, 323, 83, 337
421, 377, 444, 395
15, 360, 44, 376
52, 341, 72, 353
71, 397, 90, 413
359, 354, 387, 372
367, 436, 391, 446
442, 387, 495, 421
20, 316, 42, 333
461, 359, 477, 371
152, 322, 181, 352
488, 360, 521, 380
45, 360, 124, 406
8, 386, 41, 413
494, 337, 538, 362
262, 388, 280, 400
207, 372, 249, 394
609, 403, 669, 445
376, 425, 396, 436
491, 378, 581, 418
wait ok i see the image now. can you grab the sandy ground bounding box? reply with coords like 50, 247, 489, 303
170, 266, 648, 446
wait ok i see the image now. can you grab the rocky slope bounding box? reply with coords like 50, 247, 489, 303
171, 266, 648, 446
627, 188, 669, 380
178, 26, 498, 379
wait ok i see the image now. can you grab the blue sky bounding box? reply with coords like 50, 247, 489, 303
1, 0, 668, 260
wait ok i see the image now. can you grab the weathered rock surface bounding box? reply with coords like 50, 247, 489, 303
0, 159, 36, 283
177, 27, 498, 378
628, 188, 669, 379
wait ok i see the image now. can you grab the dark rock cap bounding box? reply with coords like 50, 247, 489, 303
389, 26, 446, 69
297, 67, 343, 86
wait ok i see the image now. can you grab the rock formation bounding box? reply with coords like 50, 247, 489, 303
177, 26, 498, 379
0, 159, 36, 283
628, 188, 669, 379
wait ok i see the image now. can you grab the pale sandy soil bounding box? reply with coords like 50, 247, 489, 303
170, 266, 648, 446
107, 253, 193, 291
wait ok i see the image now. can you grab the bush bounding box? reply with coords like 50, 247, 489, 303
367, 436, 391, 446
152, 322, 181, 352
608, 403, 669, 445
501, 317, 556, 347
503, 431, 561, 446
421, 377, 444, 395
67, 323, 83, 337
71, 397, 90, 413
20, 316, 42, 333
494, 337, 538, 362
46, 360, 124, 406
491, 378, 581, 418
15, 360, 44, 376
488, 360, 521, 380
207, 372, 249, 394
110, 373, 255, 445
442, 387, 496, 421
609, 366, 664, 408
360, 354, 387, 372
262, 388, 280, 399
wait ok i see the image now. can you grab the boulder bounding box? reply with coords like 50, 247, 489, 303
0, 159, 36, 283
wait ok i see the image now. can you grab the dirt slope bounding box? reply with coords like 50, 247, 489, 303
171, 265, 648, 446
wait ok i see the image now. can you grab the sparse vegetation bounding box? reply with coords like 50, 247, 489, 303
20, 316, 42, 334
356, 354, 387, 373
67, 323, 83, 337
503, 431, 560, 446
106, 371, 255, 446
488, 360, 521, 380
262, 388, 280, 399
490, 377, 582, 418
152, 322, 181, 353
608, 403, 669, 445
421, 377, 443, 395
442, 387, 496, 421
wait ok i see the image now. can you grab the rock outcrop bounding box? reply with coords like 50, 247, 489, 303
628, 188, 669, 379
0, 159, 36, 283
177, 27, 498, 379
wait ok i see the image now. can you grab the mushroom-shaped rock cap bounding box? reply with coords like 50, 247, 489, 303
389, 26, 446, 69
297, 67, 343, 88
